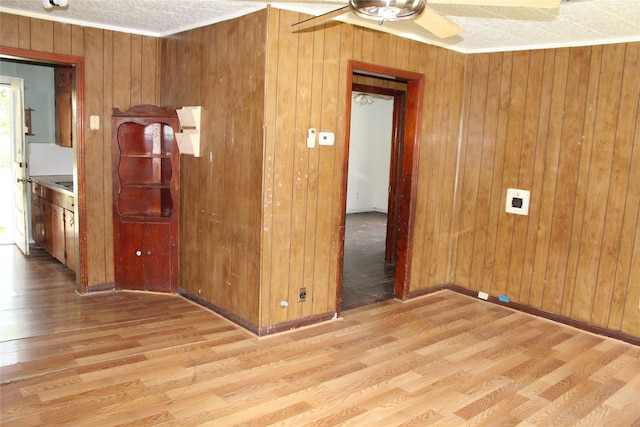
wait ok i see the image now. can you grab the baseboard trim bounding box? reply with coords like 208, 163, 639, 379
179, 288, 259, 335
180, 284, 638, 344
257, 312, 337, 336
179, 288, 336, 337
86, 282, 115, 293
410, 283, 639, 347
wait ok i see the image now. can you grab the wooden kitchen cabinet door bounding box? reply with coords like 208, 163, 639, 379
64, 209, 76, 272
54, 65, 73, 148
31, 193, 46, 248
49, 201, 66, 264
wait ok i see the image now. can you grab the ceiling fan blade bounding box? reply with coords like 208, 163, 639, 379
426, 0, 560, 8
413, 8, 464, 38
292, 5, 352, 31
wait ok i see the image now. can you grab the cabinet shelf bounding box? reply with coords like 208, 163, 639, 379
119, 183, 171, 189
120, 153, 171, 159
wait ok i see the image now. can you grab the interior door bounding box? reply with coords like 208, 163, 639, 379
7, 77, 29, 255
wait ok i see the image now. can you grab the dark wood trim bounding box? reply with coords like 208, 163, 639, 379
180, 288, 335, 337
409, 284, 640, 347
86, 282, 115, 293
351, 83, 402, 98
258, 312, 337, 336
0, 45, 87, 293
351, 83, 407, 265
338, 60, 424, 315
386, 91, 405, 265
179, 288, 260, 335
394, 77, 424, 301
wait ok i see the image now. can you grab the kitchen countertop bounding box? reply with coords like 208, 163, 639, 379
31, 175, 75, 197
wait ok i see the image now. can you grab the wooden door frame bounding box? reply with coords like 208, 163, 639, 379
350, 82, 406, 265
337, 60, 424, 311
0, 46, 87, 293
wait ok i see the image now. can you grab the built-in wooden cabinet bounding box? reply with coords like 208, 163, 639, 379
54, 65, 73, 147
112, 105, 180, 293
31, 181, 76, 272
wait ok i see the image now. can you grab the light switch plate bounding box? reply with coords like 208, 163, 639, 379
318, 132, 334, 146
307, 128, 316, 148
505, 188, 530, 215
89, 115, 100, 130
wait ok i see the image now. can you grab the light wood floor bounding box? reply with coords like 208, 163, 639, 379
1, 245, 639, 426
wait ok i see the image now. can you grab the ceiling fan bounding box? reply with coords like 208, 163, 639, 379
291, 0, 561, 38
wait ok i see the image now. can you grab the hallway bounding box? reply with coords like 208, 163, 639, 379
341, 212, 395, 311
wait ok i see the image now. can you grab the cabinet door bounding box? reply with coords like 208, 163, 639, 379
54, 66, 73, 147
31, 193, 46, 247
64, 209, 76, 272
117, 222, 147, 290
116, 222, 172, 291
142, 223, 172, 292
43, 199, 52, 253
49, 202, 66, 264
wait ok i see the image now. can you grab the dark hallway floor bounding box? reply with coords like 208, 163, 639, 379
341, 211, 396, 311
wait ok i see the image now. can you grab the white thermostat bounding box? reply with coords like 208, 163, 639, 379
318, 132, 334, 146
505, 188, 530, 216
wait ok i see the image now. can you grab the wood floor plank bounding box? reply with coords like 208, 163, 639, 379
1, 245, 639, 425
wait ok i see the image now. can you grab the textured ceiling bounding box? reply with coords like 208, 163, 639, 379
1, 0, 639, 53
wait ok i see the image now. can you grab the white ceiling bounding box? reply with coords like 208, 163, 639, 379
1, 0, 639, 53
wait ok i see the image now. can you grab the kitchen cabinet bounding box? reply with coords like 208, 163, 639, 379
31, 179, 76, 272
47, 200, 66, 264
54, 65, 73, 147
112, 105, 180, 293
64, 208, 76, 272
31, 187, 46, 248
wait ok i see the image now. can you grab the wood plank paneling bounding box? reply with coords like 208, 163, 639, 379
7, 7, 631, 337
449, 42, 640, 338
0, 13, 19, 47
160, 11, 266, 328
53, 22, 71, 54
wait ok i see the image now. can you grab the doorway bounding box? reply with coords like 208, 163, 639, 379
338, 61, 424, 313
0, 47, 85, 291
0, 81, 16, 245
341, 85, 403, 311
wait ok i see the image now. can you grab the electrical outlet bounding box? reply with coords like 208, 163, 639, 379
299, 287, 307, 302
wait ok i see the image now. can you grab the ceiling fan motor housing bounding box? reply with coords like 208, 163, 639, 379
350, 0, 426, 21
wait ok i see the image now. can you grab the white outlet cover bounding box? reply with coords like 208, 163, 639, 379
505, 188, 530, 215
318, 132, 334, 146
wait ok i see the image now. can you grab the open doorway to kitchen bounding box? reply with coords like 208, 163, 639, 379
0, 46, 85, 292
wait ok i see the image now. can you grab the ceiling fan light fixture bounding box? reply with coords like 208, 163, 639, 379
354, 92, 375, 105
42, 0, 69, 9
350, 0, 425, 22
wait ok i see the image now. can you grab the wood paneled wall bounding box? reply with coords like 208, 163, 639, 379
1, 12, 161, 289
4, 9, 637, 338
260, 9, 466, 331
236, 9, 639, 337
158, 8, 464, 332
159, 11, 267, 327
446, 44, 640, 337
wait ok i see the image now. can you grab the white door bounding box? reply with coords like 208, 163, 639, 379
4, 76, 29, 255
